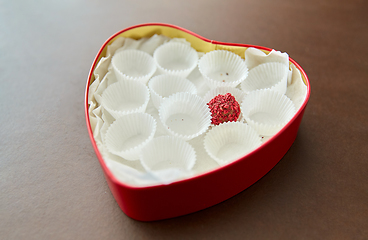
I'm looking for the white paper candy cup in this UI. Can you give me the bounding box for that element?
[101,80,150,119]
[111,49,157,84]
[140,136,196,183]
[158,92,211,141]
[153,42,198,78]
[198,50,248,89]
[241,89,296,136]
[204,122,262,166]
[148,74,197,109]
[241,62,288,94]
[105,112,157,161]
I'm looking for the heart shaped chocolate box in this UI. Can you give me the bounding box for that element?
[85,23,310,221]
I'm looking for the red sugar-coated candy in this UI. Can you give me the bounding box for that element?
[207,93,240,125]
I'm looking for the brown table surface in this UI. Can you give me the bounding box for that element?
[1,0,367,239]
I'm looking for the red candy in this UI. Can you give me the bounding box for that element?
[207,93,240,125]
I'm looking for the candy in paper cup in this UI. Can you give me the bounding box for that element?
[111,49,157,84]
[206,92,242,126]
[158,92,211,141]
[240,62,288,94]
[198,50,248,89]
[105,112,157,161]
[203,86,246,105]
[148,74,197,109]
[153,42,198,78]
[140,136,196,183]
[204,122,262,165]
[241,89,296,136]
[101,80,150,119]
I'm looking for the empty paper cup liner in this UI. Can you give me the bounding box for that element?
[140,136,196,183]
[111,49,157,84]
[153,42,198,78]
[158,92,211,141]
[241,62,288,94]
[204,122,262,165]
[101,80,150,119]
[105,112,157,161]
[198,50,248,89]
[241,89,296,136]
[148,74,197,109]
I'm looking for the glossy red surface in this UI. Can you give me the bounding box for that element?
[85,23,310,221]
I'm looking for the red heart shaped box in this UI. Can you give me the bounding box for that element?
[85,23,310,221]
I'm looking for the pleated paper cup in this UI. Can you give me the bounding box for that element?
[198,50,248,89]
[202,86,246,105]
[111,49,157,84]
[153,42,198,78]
[148,74,197,109]
[241,62,288,94]
[158,92,211,141]
[204,122,262,166]
[105,112,157,161]
[241,89,296,136]
[101,80,150,119]
[140,136,196,183]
